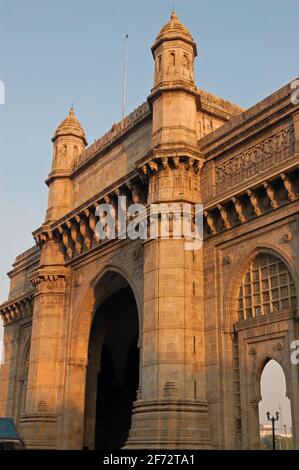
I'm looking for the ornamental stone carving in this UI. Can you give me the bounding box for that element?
[0,294,34,325]
[215,126,295,192]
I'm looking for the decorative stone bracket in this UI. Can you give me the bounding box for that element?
[204,167,299,237]
[29,271,67,294]
[139,153,203,179]
[33,176,147,261]
[0,293,34,325]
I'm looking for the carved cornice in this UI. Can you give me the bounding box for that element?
[138,153,203,179]
[200,80,297,160]
[204,166,299,238]
[33,175,147,261]
[235,310,295,331]
[29,267,68,295]
[145,144,203,161]
[30,273,66,286]
[215,125,295,193]
[45,169,72,186]
[0,293,34,326]
[32,152,203,261]
[148,82,197,108]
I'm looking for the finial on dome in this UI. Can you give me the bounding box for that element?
[52,106,87,145]
[152,10,197,57]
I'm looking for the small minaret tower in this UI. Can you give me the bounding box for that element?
[22,108,87,448]
[45,108,87,222]
[149,10,198,150]
[128,13,211,449]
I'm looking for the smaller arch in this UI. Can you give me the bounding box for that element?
[254,352,291,402]
[224,244,298,324]
[258,359,293,448]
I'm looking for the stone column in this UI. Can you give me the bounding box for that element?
[19,239,67,449]
[126,157,211,449]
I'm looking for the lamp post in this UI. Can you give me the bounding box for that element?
[267,411,279,450]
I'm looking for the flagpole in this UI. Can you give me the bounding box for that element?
[122,34,128,119]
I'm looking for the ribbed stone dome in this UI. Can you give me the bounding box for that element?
[52,107,87,144]
[152,11,197,56]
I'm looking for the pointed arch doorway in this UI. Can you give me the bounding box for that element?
[259,359,293,449]
[83,271,140,450]
[231,250,298,449]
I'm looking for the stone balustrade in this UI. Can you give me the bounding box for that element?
[204,166,299,237]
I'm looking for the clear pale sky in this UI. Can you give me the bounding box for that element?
[0,0,297,434]
[259,360,292,432]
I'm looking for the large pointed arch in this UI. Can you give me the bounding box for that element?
[69,263,142,363]
[223,244,299,325]
[221,244,299,450]
[62,263,142,450]
[82,268,140,449]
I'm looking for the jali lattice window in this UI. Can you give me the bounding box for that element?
[237,253,297,321]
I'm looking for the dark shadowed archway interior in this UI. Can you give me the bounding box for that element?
[84,276,139,450]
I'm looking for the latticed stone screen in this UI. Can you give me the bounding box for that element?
[238,253,297,321]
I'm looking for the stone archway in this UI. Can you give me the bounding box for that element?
[61,265,142,450]
[83,271,140,450]
[223,245,299,326]
[258,358,293,449]
[221,248,299,449]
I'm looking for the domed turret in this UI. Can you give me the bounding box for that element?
[45,107,87,222]
[149,11,198,149]
[50,107,87,173]
[151,11,197,91]
[52,107,87,145]
[152,11,197,57]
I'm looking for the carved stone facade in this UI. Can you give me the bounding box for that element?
[0,12,298,450]
[215,126,295,193]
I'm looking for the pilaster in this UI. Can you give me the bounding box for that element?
[19,239,68,449]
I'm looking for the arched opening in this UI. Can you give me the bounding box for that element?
[259,360,293,450]
[83,271,139,450]
[232,251,298,450]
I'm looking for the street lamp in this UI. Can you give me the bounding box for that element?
[267,411,279,450]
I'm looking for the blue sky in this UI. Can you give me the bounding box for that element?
[0,0,297,433]
[0,0,298,301]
